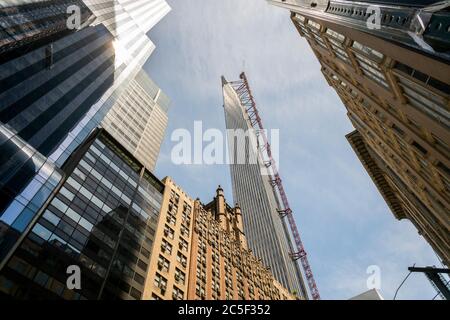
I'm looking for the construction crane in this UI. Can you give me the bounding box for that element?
[229,72,320,300]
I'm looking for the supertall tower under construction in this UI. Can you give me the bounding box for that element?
[222,74,318,299]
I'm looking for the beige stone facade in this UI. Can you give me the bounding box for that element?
[143,177,194,300]
[143,177,296,300]
[289,12,449,265]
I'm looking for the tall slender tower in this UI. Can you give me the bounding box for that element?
[222,75,310,299]
[267,0,450,264]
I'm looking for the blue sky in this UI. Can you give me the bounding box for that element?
[144,0,444,300]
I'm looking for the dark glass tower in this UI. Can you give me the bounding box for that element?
[0,0,170,270]
[0,128,164,300]
[0,0,95,62]
[0,22,116,262]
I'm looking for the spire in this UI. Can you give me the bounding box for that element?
[221,76,228,86]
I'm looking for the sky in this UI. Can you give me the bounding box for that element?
[144,0,445,300]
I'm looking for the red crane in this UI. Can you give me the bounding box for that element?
[229,72,320,300]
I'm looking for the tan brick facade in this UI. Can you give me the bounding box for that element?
[289,12,449,264]
[144,178,296,300]
[143,177,195,300]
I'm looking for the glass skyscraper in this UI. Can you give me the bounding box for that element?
[0,0,95,61]
[102,70,170,171]
[0,128,165,300]
[0,0,171,279]
[222,77,309,299]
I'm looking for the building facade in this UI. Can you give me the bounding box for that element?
[0,0,96,62]
[143,177,194,300]
[222,76,308,298]
[268,1,450,61]
[0,128,165,299]
[268,1,450,264]
[0,0,170,269]
[143,178,295,300]
[102,70,170,171]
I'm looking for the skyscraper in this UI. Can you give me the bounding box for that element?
[143,177,296,300]
[268,1,449,264]
[0,0,170,273]
[222,76,309,299]
[102,70,170,171]
[268,0,450,60]
[0,0,95,61]
[0,128,165,300]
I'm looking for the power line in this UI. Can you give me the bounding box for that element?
[393,263,415,300]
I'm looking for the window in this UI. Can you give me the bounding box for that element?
[51,198,68,213]
[141,247,151,258]
[180,225,189,238]
[59,187,75,201]
[154,273,167,293]
[307,19,321,31]
[151,293,162,300]
[166,213,176,226]
[172,286,184,300]
[157,255,170,272]
[130,287,142,299]
[392,124,405,137]
[394,61,450,94]
[396,74,449,126]
[177,251,187,268]
[183,203,192,216]
[137,259,148,272]
[32,224,52,241]
[196,282,206,299]
[164,224,175,240]
[412,141,427,155]
[33,270,49,287]
[353,52,388,88]
[65,208,81,223]
[79,217,93,232]
[134,273,145,285]
[161,239,172,255]
[43,210,60,226]
[179,239,188,252]
[326,28,345,43]
[352,41,384,62]
[175,268,186,285]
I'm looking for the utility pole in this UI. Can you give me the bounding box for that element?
[408,266,450,300]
